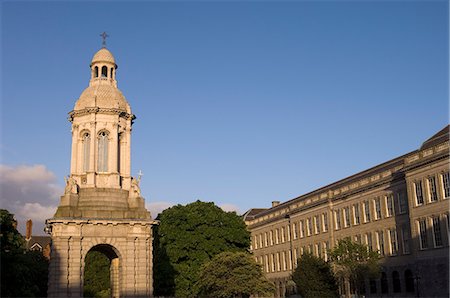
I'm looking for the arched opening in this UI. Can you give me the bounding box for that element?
[82,132,90,172]
[110,67,114,79]
[84,244,120,298]
[381,272,388,294]
[94,66,99,78]
[101,66,108,78]
[98,131,109,172]
[405,269,414,292]
[393,271,401,293]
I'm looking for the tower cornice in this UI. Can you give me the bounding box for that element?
[68,108,136,122]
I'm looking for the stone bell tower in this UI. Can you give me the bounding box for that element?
[46,38,156,298]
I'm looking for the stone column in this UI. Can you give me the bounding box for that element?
[111,258,120,298]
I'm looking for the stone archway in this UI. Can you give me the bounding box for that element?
[84,244,121,298]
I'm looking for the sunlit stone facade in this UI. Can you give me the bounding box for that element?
[245,126,449,298]
[46,46,157,298]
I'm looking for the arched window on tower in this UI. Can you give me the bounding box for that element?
[101,66,108,78]
[82,132,90,172]
[117,133,122,173]
[98,131,109,172]
[94,66,99,78]
[110,68,114,79]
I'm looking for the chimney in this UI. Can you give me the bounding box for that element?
[26,219,33,240]
[272,201,281,207]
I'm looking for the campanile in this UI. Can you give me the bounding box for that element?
[46,40,156,297]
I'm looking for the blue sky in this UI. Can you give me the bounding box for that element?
[1,1,448,235]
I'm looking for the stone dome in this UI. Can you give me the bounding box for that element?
[74,84,131,113]
[91,48,116,65]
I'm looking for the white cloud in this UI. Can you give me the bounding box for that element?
[146,201,174,217]
[219,203,241,214]
[0,164,62,236]
[18,203,57,223]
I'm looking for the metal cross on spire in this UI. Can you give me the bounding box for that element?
[100,31,109,48]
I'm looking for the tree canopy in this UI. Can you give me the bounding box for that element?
[153,201,251,297]
[292,253,338,298]
[329,238,380,297]
[0,209,49,297]
[197,251,274,298]
[83,250,111,298]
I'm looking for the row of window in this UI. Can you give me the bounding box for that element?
[334,193,407,231]
[252,193,407,250]
[413,172,449,206]
[81,131,110,173]
[92,65,115,79]
[417,213,449,250]
[369,270,415,295]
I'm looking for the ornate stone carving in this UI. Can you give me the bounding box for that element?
[64,176,78,194]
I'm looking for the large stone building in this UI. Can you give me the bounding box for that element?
[245,126,449,297]
[46,43,157,297]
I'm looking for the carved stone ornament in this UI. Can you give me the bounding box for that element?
[64,176,78,194]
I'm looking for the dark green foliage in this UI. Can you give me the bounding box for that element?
[197,251,274,298]
[153,201,251,297]
[329,238,380,296]
[1,209,49,297]
[83,250,111,298]
[292,253,338,298]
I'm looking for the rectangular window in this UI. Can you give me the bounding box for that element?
[355,234,362,244]
[415,181,424,205]
[299,220,305,238]
[282,252,287,271]
[315,243,320,257]
[288,250,293,270]
[443,172,450,198]
[293,223,298,240]
[259,234,263,248]
[402,224,411,254]
[271,254,275,272]
[377,231,385,256]
[397,192,407,214]
[353,204,360,225]
[287,225,291,242]
[335,210,341,230]
[322,213,328,232]
[314,215,321,234]
[366,233,373,251]
[276,253,281,272]
[344,207,351,227]
[375,198,382,220]
[275,229,279,245]
[386,195,395,217]
[389,229,398,255]
[264,255,269,273]
[307,218,313,236]
[324,241,329,261]
[270,230,274,246]
[432,217,443,247]
[364,201,371,222]
[419,219,428,249]
[429,176,438,202]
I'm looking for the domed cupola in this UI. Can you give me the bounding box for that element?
[71,46,132,114]
[90,47,118,87]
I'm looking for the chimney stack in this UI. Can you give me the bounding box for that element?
[26,219,33,240]
[272,201,281,207]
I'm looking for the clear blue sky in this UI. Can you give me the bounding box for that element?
[1,1,448,234]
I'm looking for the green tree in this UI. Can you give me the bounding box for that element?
[0,209,48,297]
[292,253,338,298]
[197,251,274,298]
[83,250,111,298]
[153,201,250,297]
[329,238,380,298]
